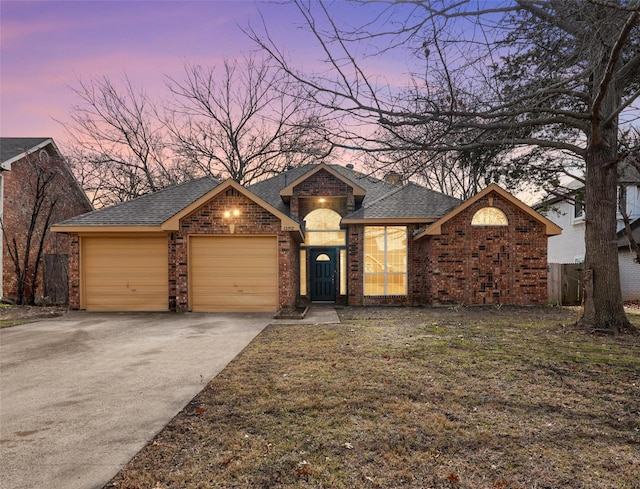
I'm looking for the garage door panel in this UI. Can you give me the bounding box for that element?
[82,236,168,311]
[189,236,278,312]
[191,292,276,312]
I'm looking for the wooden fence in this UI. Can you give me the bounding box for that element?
[547,263,584,305]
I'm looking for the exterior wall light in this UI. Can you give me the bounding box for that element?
[222,209,240,233]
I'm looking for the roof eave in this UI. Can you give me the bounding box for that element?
[414,183,563,241]
[279,163,367,199]
[341,217,438,225]
[1,138,58,170]
[160,179,303,238]
[51,225,164,233]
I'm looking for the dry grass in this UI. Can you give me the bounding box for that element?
[107,306,640,489]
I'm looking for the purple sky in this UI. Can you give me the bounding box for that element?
[1,0,402,152]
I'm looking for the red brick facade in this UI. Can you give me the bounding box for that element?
[290,169,355,219]
[170,187,299,312]
[63,168,553,312]
[2,147,92,303]
[424,191,549,306]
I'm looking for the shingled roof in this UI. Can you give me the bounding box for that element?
[54,176,219,227]
[343,182,461,221]
[54,163,464,229]
[1,137,58,169]
[247,164,399,213]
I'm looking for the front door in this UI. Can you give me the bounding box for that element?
[310,249,337,302]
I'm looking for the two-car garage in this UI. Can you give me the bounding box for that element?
[80,235,278,312]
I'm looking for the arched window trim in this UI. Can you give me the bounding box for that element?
[471,207,509,226]
[303,208,346,246]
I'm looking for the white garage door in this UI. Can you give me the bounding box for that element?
[189,235,278,312]
[82,235,168,311]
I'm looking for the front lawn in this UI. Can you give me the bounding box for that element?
[107,306,640,489]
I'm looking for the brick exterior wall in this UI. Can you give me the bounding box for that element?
[3,149,92,303]
[64,175,550,311]
[425,191,548,306]
[68,233,81,309]
[170,187,298,312]
[290,169,355,219]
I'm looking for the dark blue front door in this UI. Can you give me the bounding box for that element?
[310,249,337,302]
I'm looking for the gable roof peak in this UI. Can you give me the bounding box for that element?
[279,162,367,200]
[414,183,562,239]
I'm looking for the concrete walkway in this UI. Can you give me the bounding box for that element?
[0,312,272,489]
[272,305,341,325]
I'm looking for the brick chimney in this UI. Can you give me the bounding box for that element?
[384,171,404,186]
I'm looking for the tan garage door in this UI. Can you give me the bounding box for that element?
[189,235,278,312]
[82,236,168,311]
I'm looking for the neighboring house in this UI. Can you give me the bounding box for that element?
[52,163,561,312]
[0,137,93,303]
[535,169,640,301]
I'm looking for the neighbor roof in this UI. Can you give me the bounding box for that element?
[1,137,58,169]
[53,176,219,228]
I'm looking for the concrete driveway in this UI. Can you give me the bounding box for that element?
[0,311,272,489]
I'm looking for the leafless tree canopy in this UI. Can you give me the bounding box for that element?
[62,57,331,206]
[249,0,640,332]
[61,75,191,207]
[165,56,330,185]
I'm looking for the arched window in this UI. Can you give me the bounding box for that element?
[304,209,345,246]
[471,207,509,226]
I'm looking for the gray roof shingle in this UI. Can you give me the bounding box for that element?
[55,164,462,228]
[1,137,55,165]
[248,164,401,212]
[55,176,219,227]
[344,182,461,220]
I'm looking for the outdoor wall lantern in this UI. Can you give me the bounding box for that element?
[222,209,240,233]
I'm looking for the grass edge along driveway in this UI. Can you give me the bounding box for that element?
[108,306,640,489]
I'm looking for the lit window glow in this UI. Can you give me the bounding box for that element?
[471,207,508,226]
[364,226,407,296]
[304,209,345,246]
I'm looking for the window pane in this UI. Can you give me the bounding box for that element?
[305,209,342,230]
[364,226,384,272]
[386,274,407,295]
[300,249,307,296]
[471,207,508,226]
[340,249,347,295]
[364,274,384,296]
[306,231,346,246]
[364,226,407,296]
[304,209,345,245]
[386,227,407,273]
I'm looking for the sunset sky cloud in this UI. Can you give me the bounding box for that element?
[0,1,334,147]
[1,0,427,160]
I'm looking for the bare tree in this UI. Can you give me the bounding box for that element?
[61,75,195,207]
[1,154,57,305]
[251,0,640,333]
[164,56,330,185]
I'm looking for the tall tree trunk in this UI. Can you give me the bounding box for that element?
[578,53,633,333]
[579,145,632,333]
